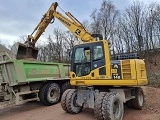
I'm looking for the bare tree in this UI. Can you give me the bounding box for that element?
[90,9,102,34]
[90,0,119,55]
[149,3,160,48]
[37,28,65,62]
[123,1,147,52]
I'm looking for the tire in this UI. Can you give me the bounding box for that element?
[65,89,83,114]
[39,83,61,106]
[126,100,133,108]
[94,92,124,120]
[61,89,72,112]
[131,87,144,110]
[61,81,71,94]
[94,92,107,120]
[39,83,49,105]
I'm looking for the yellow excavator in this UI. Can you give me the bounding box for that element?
[12,2,148,120]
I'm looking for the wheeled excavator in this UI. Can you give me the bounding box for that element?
[12,2,148,120]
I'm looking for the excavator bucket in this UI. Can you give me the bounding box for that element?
[11,42,38,59]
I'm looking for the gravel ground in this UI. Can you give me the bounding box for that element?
[0,86,160,120]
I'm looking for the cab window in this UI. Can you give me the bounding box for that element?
[94,45,103,61]
[74,47,90,63]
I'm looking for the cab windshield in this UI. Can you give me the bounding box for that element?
[72,41,105,77]
[74,47,90,63]
[73,47,91,76]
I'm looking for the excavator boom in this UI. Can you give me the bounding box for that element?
[12,2,101,59]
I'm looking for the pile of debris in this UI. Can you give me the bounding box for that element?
[0,44,15,59]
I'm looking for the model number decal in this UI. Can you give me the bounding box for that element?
[111,62,122,79]
[113,75,121,79]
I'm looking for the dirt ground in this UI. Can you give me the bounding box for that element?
[0,86,160,120]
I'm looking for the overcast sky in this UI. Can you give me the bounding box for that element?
[0,0,159,46]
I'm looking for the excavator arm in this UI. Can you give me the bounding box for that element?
[27,2,58,45]
[12,2,102,59]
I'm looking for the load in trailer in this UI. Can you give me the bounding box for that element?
[0,52,70,105]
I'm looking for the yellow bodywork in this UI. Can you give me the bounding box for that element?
[70,41,148,86]
[70,59,148,86]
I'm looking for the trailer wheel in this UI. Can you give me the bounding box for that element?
[61,81,71,94]
[65,89,83,114]
[61,89,72,112]
[39,83,61,106]
[39,83,49,105]
[94,92,124,120]
[132,87,144,110]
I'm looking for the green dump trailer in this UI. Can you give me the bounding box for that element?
[0,52,70,105]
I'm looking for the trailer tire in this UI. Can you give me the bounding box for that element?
[94,92,124,120]
[39,83,61,106]
[65,89,83,114]
[39,83,49,105]
[61,89,72,112]
[132,87,144,110]
[61,81,71,94]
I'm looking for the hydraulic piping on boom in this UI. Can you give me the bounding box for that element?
[11,2,102,59]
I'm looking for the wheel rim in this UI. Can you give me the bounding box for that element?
[49,89,58,100]
[70,91,82,113]
[138,91,143,106]
[72,95,78,107]
[113,100,121,118]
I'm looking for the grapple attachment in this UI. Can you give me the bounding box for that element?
[11,42,38,59]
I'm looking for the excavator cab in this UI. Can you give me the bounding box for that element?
[11,42,38,59]
[70,41,106,77]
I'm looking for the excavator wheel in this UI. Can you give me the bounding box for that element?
[132,87,145,110]
[126,99,133,108]
[94,92,107,120]
[94,92,124,120]
[126,87,144,110]
[64,89,83,114]
[61,89,72,112]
